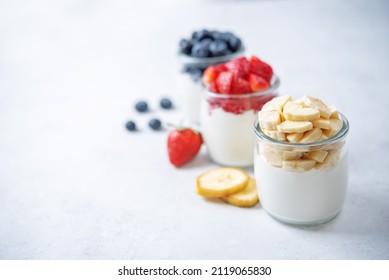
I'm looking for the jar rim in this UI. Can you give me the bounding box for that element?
[253,112,350,147]
[203,74,280,99]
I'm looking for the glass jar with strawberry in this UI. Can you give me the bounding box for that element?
[177,29,245,125]
[200,56,280,167]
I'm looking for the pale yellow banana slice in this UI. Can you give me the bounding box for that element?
[303,150,328,163]
[277,121,313,133]
[263,130,286,141]
[302,96,332,119]
[322,118,342,138]
[258,110,281,131]
[286,132,304,143]
[221,178,259,207]
[299,127,323,143]
[262,95,292,112]
[259,144,283,168]
[282,159,316,172]
[197,168,249,198]
[311,118,331,129]
[282,151,303,160]
[328,105,340,119]
[315,150,341,169]
[286,107,320,121]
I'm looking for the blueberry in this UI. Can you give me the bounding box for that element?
[193,29,212,41]
[135,101,148,112]
[125,120,137,131]
[199,38,212,48]
[228,36,242,52]
[179,39,192,55]
[160,98,173,109]
[212,31,234,43]
[189,68,203,82]
[209,39,229,57]
[148,118,162,130]
[191,43,210,58]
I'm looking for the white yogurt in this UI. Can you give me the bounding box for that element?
[200,105,257,167]
[254,151,348,225]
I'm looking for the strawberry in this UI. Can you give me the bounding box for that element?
[202,66,218,85]
[249,56,273,82]
[167,128,203,167]
[209,81,218,93]
[226,57,250,78]
[216,71,234,93]
[202,64,228,85]
[231,77,252,94]
[248,73,270,92]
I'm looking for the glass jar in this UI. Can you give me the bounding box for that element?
[253,114,350,225]
[177,48,245,125]
[200,75,280,167]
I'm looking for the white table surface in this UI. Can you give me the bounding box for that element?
[1,0,389,260]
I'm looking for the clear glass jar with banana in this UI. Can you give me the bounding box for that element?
[254,95,350,225]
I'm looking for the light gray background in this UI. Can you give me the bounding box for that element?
[1,0,388,259]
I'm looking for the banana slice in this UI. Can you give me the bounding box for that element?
[277,121,313,133]
[282,159,316,172]
[221,178,259,207]
[322,118,342,137]
[284,101,320,121]
[259,110,281,130]
[299,127,323,143]
[328,105,340,119]
[302,96,332,119]
[263,130,286,141]
[282,150,303,160]
[303,150,328,163]
[197,168,249,198]
[315,150,341,169]
[286,132,304,143]
[259,144,283,167]
[262,95,292,112]
[311,118,331,129]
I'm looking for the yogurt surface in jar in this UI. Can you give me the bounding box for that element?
[254,95,350,225]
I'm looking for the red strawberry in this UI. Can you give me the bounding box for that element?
[167,128,203,167]
[202,66,218,85]
[249,73,270,92]
[226,57,250,78]
[209,81,218,93]
[231,77,252,94]
[216,71,234,93]
[249,56,273,82]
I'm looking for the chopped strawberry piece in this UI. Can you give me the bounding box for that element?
[213,63,228,73]
[209,81,218,93]
[249,73,270,92]
[249,56,273,82]
[231,77,252,94]
[202,66,218,85]
[216,72,234,93]
[225,57,250,79]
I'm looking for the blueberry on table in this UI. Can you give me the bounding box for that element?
[148,118,162,130]
[209,39,229,56]
[135,101,148,112]
[160,98,173,109]
[179,39,192,55]
[125,120,137,131]
[228,36,242,52]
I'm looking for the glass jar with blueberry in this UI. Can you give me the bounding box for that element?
[177,29,245,125]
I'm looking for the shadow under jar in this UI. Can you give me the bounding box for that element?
[200,75,280,167]
[253,114,350,225]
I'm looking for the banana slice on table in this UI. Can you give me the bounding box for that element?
[197,168,249,198]
[222,178,259,208]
